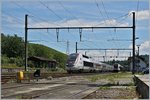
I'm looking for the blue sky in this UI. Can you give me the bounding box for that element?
[1,0,149,61]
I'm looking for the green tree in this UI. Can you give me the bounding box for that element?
[53,52,67,69]
[1,33,24,58]
[1,33,68,69]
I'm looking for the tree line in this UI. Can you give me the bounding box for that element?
[1,33,68,69]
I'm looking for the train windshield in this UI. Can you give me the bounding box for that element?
[68,53,78,61]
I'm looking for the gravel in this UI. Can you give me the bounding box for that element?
[83,72,139,99]
[83,86,139,99]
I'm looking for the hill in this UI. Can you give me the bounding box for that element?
[1,33,68,69]
[28,43,68,69]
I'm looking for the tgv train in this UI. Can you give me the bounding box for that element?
[66,53,114,73]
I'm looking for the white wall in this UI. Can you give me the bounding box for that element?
[130,58,147,72]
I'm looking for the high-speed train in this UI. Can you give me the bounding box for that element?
[66,53,114,73]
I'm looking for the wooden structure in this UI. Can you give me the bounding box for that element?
[28,56,57,68]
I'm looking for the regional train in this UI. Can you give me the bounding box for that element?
[66,53,115,73]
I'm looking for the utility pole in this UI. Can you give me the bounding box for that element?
[25,14,28,71]
[76,42,78,53]
[137,45,140,56]
[104,50,106,62]
[130,52,131,57]
[85,51,87,55]
[66,40,69,55]
[132,12,135,74]
[117,50,119,57]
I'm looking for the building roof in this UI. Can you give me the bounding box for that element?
[28,56,57,63]
[128,56,148,64]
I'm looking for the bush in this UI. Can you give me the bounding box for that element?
[1,55,9,64]
[9,57,16,64]
[16,57,24,67]
[2,55,24,67]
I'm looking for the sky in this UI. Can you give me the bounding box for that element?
[1,0,149,61]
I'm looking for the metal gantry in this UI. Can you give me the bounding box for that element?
[25,12,135,74]
[76,48,132,62]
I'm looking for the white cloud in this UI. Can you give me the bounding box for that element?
[129,10,150,20]
[140,41,149,52]
[97,19,129,27]
[129,40,149,55]
[31,18,129,28]
[2,14,24,28]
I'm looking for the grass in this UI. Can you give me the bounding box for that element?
[87,72,133,82]
[99,86,110,90]
[1,64,21,68]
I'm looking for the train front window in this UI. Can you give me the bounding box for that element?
[68,53,78,61]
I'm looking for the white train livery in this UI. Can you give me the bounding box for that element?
[66,53,114,73]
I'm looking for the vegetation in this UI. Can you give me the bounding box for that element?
[87,72,132,82]
[105,54,149,71]
[28,43,68,69]
[1,33,68,70]
[105,60,129,66]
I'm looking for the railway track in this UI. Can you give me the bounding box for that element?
[1,83,35,90]
[2,72,136,99]
[1,74,16,84]
[1,72,105,84]
[2,83,68,99]
[2,73,103,99]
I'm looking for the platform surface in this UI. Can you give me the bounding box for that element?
[135,74,149,86]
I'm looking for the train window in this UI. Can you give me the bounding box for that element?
[83,61,93,67]
[82,55,89,59]
[69,54,78,60]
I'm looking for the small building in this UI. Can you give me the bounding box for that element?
[128,56,148,72]
[28,56,57,69]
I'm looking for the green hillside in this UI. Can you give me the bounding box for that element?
[28,43,68,69]
[1,33,68,70]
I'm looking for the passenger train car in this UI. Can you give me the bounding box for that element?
[113,63,123,72]
[66,53,114,73]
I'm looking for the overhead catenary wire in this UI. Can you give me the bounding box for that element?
[100,0,131,50]
[29,30,67,50]
[2,12,24,24]
[2,11,43,28]
[94,0,119,51]
[136,0,140,23]
[39,0,70,26]
[2,14,63,48]
[57,0,84,26]
[94,0,116,51]
[39,0,63,20]
[7,13,54,44]
[11,1,67,44]
[11,1,61,27]
[94,13,130,27]
[100,0,110,21]
[57,0,86,41]
[107,13,131,49]
[9,0,134,59]
[94,0,107,26]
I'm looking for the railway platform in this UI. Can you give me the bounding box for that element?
[134,74,149,99]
